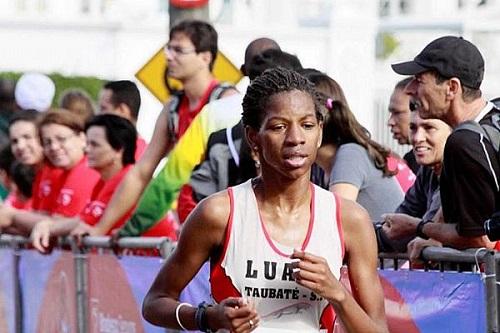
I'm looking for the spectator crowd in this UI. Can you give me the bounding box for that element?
[0,19,499,333]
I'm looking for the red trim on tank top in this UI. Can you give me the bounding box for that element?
[258,183,315,258]
[212,188,234,271]
[320,304,336,332]
[210,187,241,303]
[333,193,345,259]
[319,192,343,331]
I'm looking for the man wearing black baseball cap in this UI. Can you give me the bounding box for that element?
[392,36,486,125]
[383,36,500,256]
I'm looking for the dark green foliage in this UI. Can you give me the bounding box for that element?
[0,71,106,106]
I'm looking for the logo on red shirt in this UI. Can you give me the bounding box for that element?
[58,189,74,207]
[40,180,52,197]
[84,201,105,219]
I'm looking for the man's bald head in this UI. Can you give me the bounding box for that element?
[241,38,280,75]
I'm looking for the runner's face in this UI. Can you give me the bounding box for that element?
[9,120,44,166]
[250,90,322,181]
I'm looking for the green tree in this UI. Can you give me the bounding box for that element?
[0,72,106,105]
[376,32,400,59]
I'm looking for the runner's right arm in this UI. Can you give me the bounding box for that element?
[142,192,259,332]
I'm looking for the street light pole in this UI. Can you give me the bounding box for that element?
[168,0,210,29]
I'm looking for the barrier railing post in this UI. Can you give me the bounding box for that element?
[159,239,175,260]
[12,240,22,333]
[496,254,500,333]
[70,239,88,333]
[484,249,498,333]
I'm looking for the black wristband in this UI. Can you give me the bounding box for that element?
[416,219,432,240]
[195,302,213,333]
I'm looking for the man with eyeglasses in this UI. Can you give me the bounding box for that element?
[164,19,237,140]
[72,19,236,237]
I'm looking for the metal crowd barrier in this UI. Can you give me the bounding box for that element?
[380,247,500,333]
[0,234,175,333]
[1,234,499,332]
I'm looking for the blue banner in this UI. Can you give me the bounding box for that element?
[15,249,211,333]
[379,269,485,332]
[0,248,15,333]
[6,248,489,333]
[87,253,164,333]
[19,250,77,333]
[88,254,210,333]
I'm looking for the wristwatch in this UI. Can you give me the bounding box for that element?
[195,302,214,333]
[416,219,433,240]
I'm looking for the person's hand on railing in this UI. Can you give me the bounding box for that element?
[382,213,420,240]
[69,222,97,246]
[31,220,56,254]
[0,204,17,232]
[407,237,442,264]
[108,228,123,256]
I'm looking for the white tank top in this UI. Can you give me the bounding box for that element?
[211,179,344,333]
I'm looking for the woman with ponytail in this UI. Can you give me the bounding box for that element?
[301,69,414,222]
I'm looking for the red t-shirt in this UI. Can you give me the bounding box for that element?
[177,183,197,224]
[141,212,178,240]
[79,165,134,234]
[31,163,64,212]
[77,163,178,239]
[4,191,32,210]
[135,136,147,161]
[176,80,219,139]
[32,157,100,217]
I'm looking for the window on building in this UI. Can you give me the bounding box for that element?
[379,0,390,17]
[399,0,410,14]
[81,0,90,14]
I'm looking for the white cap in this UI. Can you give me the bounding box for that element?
[15,72,55,112]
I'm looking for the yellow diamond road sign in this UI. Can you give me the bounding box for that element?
[135,46,243,103]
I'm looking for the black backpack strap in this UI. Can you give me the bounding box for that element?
[490,113,500,131]
[455,120,500,152]
[456,120,488,137]
[456,116,500,193]
[482,122,500,153]
[167,83,235,143]
[166,91,184,144]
